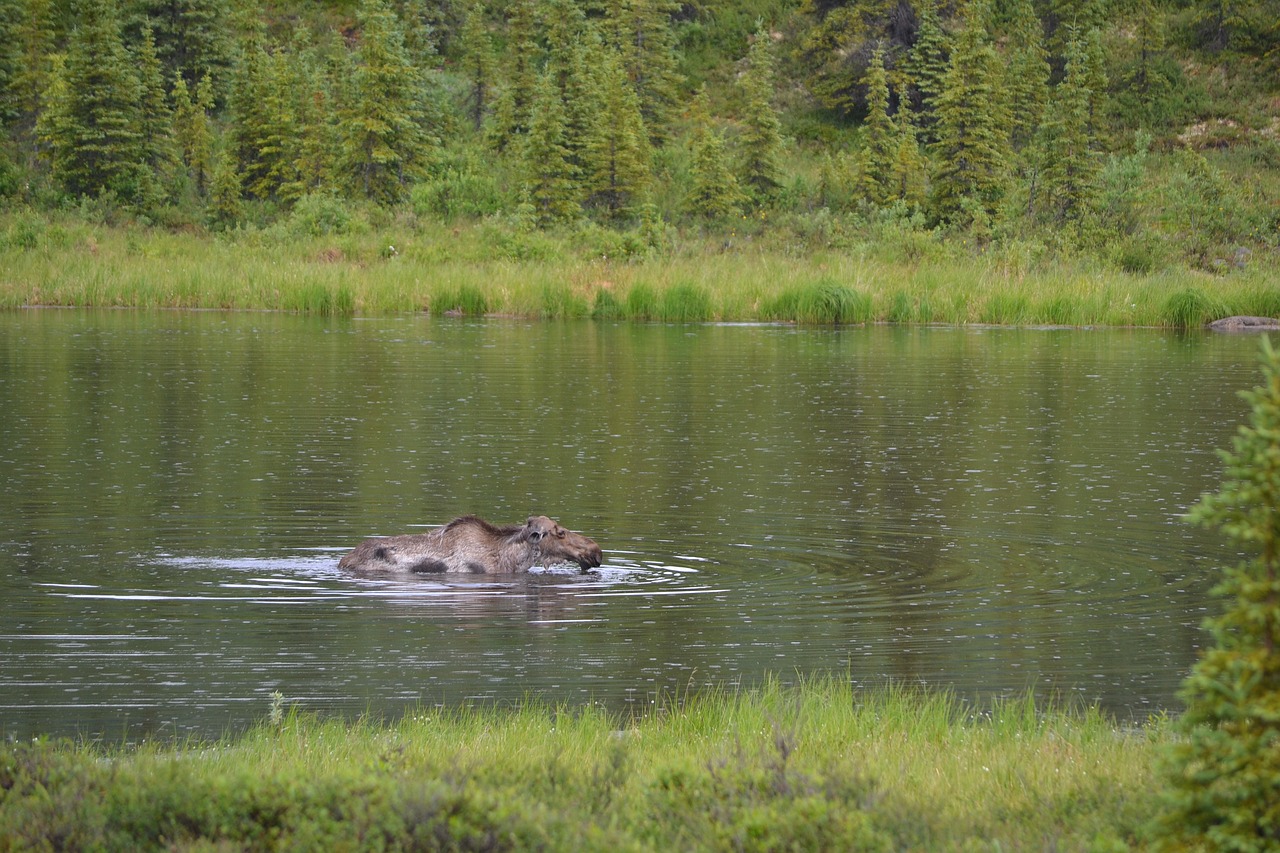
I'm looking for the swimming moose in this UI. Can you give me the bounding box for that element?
[338,515,604,574]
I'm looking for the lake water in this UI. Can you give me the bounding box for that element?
[0,309,1266,740]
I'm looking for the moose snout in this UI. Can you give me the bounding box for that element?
[578,541,603,570]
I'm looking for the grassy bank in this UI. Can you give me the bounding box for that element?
[0,678,1171,851]
[2,209,1276,327]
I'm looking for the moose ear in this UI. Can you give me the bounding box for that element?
[528,530,543,542]
[525,518,544,542]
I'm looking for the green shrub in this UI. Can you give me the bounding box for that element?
[410,168,505,222]
[288,192,365,237]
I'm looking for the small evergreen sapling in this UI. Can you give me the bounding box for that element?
[1159,335,1280,850]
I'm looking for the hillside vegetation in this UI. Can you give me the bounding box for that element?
[0,0,1278,318]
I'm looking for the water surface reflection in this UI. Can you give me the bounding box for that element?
[0,311,1261,738]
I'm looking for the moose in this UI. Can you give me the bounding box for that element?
[338,515,603,574]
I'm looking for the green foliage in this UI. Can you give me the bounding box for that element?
[928,0,1010,228]
[410,165,505,221]
[38,0,147,202]
[582,49,652,218]
[860,45,895,206]
[1032,28,1102,226]
[738,26,784,204]
[339,0,439,204]
[686,89,743,220]
[522,71,580,224]
[287,191,365,236]
[1158,336,1280,850]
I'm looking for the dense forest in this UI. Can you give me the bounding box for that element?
[0,0,1278,276]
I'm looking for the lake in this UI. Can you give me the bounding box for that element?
[0,309,1265,740]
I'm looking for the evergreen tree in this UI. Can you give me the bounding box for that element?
[136,23,179,201]
[890,103,927,207]
[738,27,784,204]
[798,0,917,117]
[457,1,496,131]
[339,0,436,204]
[225,4,274,199]
[1001,0,1049,153]
[901,0,948,140]
[861,44,895,206]
[1033,28,1100,224]
[0,0,56,132]
[521,70,579,224]
[129,0,233,91]
[928,0,1010,228]
[279,32,335,202]
[562,29,608,177]
[38,0,147,201]
[1157,336,1280,850]
[603,0,683,141]
[172,72,215,195]
[686,89,742,220]
[488,0,538,149]
[583,48,651,218]
[208,140,243,227]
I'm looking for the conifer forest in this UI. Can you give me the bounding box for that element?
[0,0,1278,298]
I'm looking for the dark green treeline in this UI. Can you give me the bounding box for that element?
[0,0,1277,268]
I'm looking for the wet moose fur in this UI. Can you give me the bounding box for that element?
[338,515,603,574]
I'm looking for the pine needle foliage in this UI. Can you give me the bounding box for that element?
[1158,335,1280,851]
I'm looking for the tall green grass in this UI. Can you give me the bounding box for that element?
[1,211,1275,327]
[0,677,1170,851]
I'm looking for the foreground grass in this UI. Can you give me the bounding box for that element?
[0,678,1171,851]
[1,210,1276,326]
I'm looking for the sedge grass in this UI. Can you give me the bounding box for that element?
[0,677,1173,851]
[1,212,1275,327]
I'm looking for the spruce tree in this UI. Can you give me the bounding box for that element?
[129,0,233,92]
[890,103,927,207]
[686,89,742,220]
[136,24,179,201]
[1,0,56,132]
[488,0,538,149]
[928,0,1010,228]
[457,1,496,131]
[583,48,651,218]
[39,0,147,201]
[521,70,579,224]
[1033,27,1099,225]
[172,72,215,195]
[738,26,784,204]
[208,141,243,227]
[901,0,948,141]
[1001,0,1049,153]
[339,0,436,204]
[861,44,895,206]
[225,7,273,199]
[1158,335,1280,850]
[603,0,683,141]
